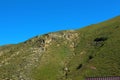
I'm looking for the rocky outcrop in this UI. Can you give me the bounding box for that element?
[0,30,79,80]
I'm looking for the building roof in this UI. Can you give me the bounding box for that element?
[86,76,120,80]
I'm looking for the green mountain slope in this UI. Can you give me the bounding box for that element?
[0,16,120,80]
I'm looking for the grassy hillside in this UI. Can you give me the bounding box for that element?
[0,16,120,80]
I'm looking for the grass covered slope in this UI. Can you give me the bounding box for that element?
[67,16,120,80]
[0,16,120,80]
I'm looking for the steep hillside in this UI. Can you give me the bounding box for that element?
[0,16,120,80]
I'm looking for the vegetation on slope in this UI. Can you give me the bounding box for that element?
[0,16,120,80]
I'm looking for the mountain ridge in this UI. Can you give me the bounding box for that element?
[0,16,120,80]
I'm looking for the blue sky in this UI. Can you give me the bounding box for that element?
[0,0,120,45]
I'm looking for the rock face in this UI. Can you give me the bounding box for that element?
[0,30,79,80]
[0,16,120,80]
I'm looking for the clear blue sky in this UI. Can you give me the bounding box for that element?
[0,0,120,45]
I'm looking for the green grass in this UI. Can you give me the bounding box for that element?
[0,16,120,80]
